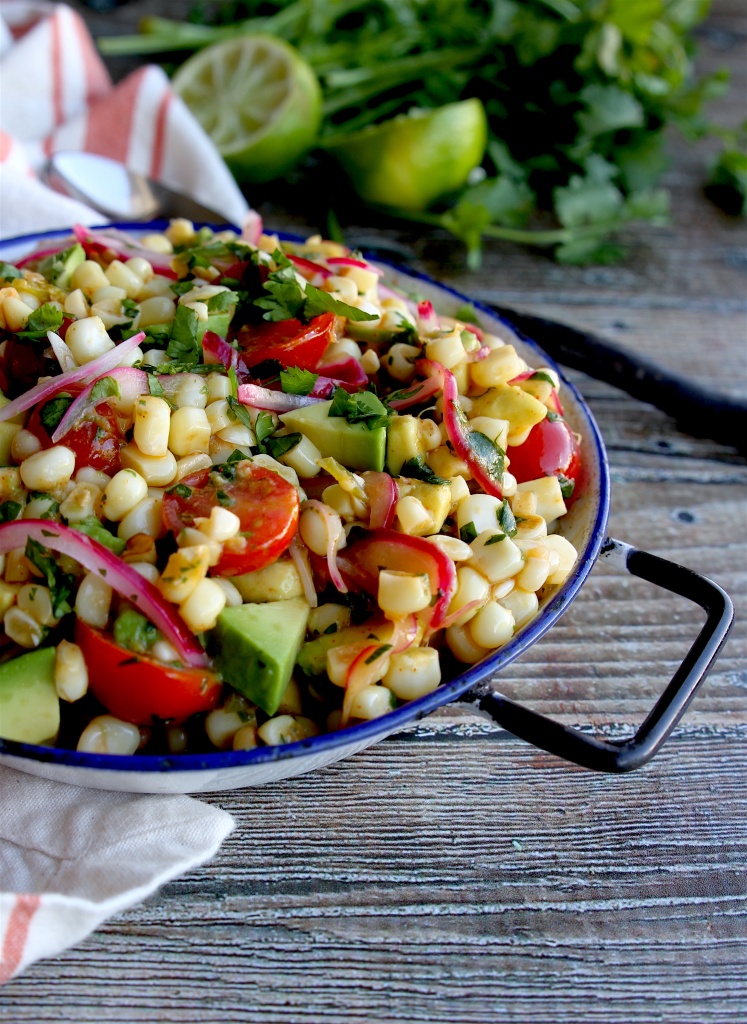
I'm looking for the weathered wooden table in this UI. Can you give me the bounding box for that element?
[4,2,746,1020]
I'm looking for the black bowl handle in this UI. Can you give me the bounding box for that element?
[464,538,734,772]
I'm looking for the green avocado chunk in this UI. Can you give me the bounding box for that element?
[213,598,310,716]
[280,399,386,471]
[0,648,60,745]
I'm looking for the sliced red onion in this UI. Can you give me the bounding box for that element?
[316,355,368,387]
[468,344,492,363]
[287,254,332,282]
[0,331,145,425]
[417,299,439,335]
[48,330,77,373]
[362,471,397,530]
[288,536,318,609]
[241,210,263,246]
[52,367,148,442]
[509,370,564,416]
[0,521,209,667]
[341,641,391,725]
[72,224,178,278]
[16,240,75,269]
[386,376,441,411]
[326,256,383,277]
[388,613,418,653]
[237,382,321,413]
[438,598,484,632]
[202,329,239,370]
[418,358,503,499]
[302,499,348,595]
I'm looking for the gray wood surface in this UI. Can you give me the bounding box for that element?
[3,2,746,1021]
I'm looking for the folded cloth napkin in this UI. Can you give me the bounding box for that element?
[0,0,242,982]
[0,0,249,237]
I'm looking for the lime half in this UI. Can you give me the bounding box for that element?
[172,35,322,184]
[323,99,488,211]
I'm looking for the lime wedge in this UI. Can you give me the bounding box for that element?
[172,35,322,184]
[323,99,488,211]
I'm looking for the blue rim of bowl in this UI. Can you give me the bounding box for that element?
[0,223,611,773]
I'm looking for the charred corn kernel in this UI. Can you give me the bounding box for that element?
[179,577,227,633]
[5,549,31,584]
[151,640,179,664]
[492,578,515,602]
[130,562,160,584]
[173,453,212,483]
[65,315,114,364]
[456,494,503,537]
[165,218,195,247]
[104,260,142,298]
[76,466,111,490]
[348,684,394,721]
[102,468,148,521]
[384,647,441,700]
[258,715,320,746]
[446,622,486,664]
[498,587,538,628]
[470,531,524,583]
[360,348,380,374]
[321,484,357,520]
[300,505,343,557]
[63,287,89,319]
[0,467,21,503]
[544,535,578,586]
[177,527,221,566]
[205,399,233,434]
[77,715,140,755]
[279,434,321,478]
[17,584,57,626]
[216,422,255,447]
[384,342,421,382]
[119,443,177,487]
[326,644,364,688]
[325,274,358,304]
[446,566,491,626]
[10,429,41,463]
[467,416,510,452]
[168,406,211,457]
[4,606,42,647]
[213,577,243,607]
[182,299,209,321]
[427,445,472,481]
[89,300,127,331]
[0,581,19,617]
[138,295,175,327]
[378,569,431,615]
[326,709,343,731]
[141,233,173,255]
[501,471,517,497]
[342,264,379,293]
[92,284,127,306]
[420,418,442,451]
[143,347,172,365]
[54,640,88,702]
[308,603,351,636]
[133,396,171,457]
[425,328,467,370]
[425,535,473,562]
[232,724,259,750]
[124,256,153,283]
[75,572,112,629]
[122,533,158,565]
[174,373,208,409]
[514,513,548,541]
[194,505,241,542]
[395,495,432,535]
[167,724,188,754]
[469,344,523,389]
[449,476,470,508]
[58,483,101,524]
[20,446,75,491]
[157,545,210,603]
[516,477,567,525]
[22,495,57,519]
[70,259,109,298]
[137,274,174,299]
[206,372,232,402]
[468,600,515,649]
[516,553,551,593]
[379,306,415,334]
[118,495,164,541]
[510,488,537,518]
[230,559,303,603]
[276,677,303,716]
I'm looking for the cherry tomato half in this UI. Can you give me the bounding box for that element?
[506,416,581,500]
[236,312,338,370]
[76,620,221,725]
[26,393,124,474]
[162,462,300,576]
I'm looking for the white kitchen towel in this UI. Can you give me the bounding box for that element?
[0,0,249,237]
[0,770,234,982]
[0,0,243,982]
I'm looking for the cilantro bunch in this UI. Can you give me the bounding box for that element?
[101,0,744,265]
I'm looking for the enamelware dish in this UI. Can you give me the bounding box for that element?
[0,224,733,792]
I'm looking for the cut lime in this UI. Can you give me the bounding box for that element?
[323,99,488,211]
[172,34,322,185]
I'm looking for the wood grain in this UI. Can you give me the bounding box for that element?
[4,2,746,1021]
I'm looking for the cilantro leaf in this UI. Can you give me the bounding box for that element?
[147,374,165,398]
[16,303,64,341]
[207,290,237,314]
[0,500,22,523]
[166,304,201,365]
[497,499,517,538]
[38,244,85,288]
[254,411,275,447]
[263,433,302,459]
[328,386,389,430]
[0,262,21,281]
[464,427,505,484]
[303,285,378,323]
[459,521,477,544]
[90,376,120,403]
[400,456,449,486]
[254,262,306,322]
[226,396,255,432]
[39,395,73,433]
[280,367,318,396]
[24,538,76,618]
[557,474,576,500]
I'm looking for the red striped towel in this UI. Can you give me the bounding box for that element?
[0,0,249,237]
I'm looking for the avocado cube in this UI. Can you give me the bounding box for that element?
[0,648,60,745]
[386,415,424,475]
[214,598,310,716]
[280,400,386,472]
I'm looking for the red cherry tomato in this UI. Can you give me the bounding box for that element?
[506,416,581,501]
[26,393,123,474]
[236,312,338,370]
[162,463,300,576]
[76,620,222,725]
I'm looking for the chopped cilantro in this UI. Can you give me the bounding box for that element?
[497,499,517,538]
[280,367,318,396]
[253,249,377,324]
[529,371,556,386]
[216,490,234,507]
[0,262,21,281]
[39,395,73,433]
[166,483,192,499]
[400,456,449,486]
[147,374,165,398]
[114,608,158,656]
[557,474,576,500]
[206,290,237,314]
[302,284,378,323]
[485,533,506,546]
[166,304,201,365]
[364,644,392,665]
[329,386,389,430]
[263,433,302,459]
[37,244,84,288]
[459,521,478,544]
[226,396,255,431]
[89,376,120,403]
[254,412,275,447]
[461,422,505,485]
[16,302,64,341]
[24,538,75,618]
[0,500,22,523]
